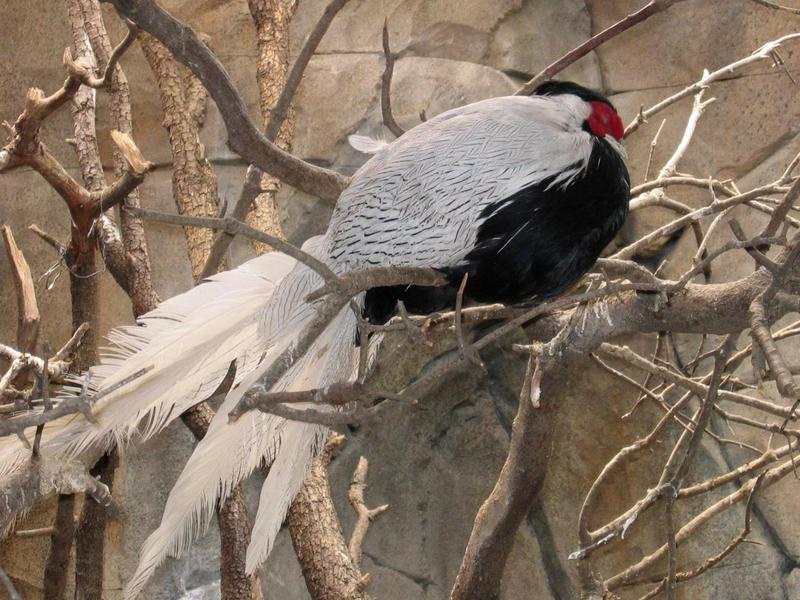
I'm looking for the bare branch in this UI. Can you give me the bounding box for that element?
[380,20,404,138]
[750,295,800,399]
[451,340,560,599]
[636,474,765,600]
[599,343,793,420]
[28,224,67,256]
[76,0,160,318]
[130,208,340,285]
[199,166,261,279]
[63,20,139,88]
[2,225,40,352]
[642,118,666,182]
[624,33,800,137]
[287,435,373,599]
[109,0,350,201]
[348,457,389,566]
[202,0,350,274]
[605,462,784,591]
[515,0,689,95]
[615,183,787,260]
[264,0,351,142]
[750,0,800,14]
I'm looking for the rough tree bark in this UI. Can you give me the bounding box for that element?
[139,32,220,278]
[59,4,130,597]
[246,0,298,248]
[61,1,164,595]
[287,438,371,600]
[77,0,160,317]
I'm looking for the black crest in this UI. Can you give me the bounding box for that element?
[534,80,617,111]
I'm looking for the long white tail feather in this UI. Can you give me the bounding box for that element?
[246,302,358,573]
[124,326,308,598]
[0,250,296,513]
[246,420,326,572]
[125,242,359,598]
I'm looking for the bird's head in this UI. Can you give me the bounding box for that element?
[534,80,624,141]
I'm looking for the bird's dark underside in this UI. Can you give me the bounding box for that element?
[362,136,630,325]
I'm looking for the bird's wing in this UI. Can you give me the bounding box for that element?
[325,94,594,272]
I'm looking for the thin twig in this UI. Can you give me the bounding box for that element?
[750,0,800,14]
[624,33,800,137]
[63,20,139,88]
[348,457,389,566]
[14,526,56,538]
[605,455,790,591]
[130,208,341,286]
[643,118,666,183]
[265,0,352,141]
[516,0,689,95]
[28,224,67,256]
[635,474,764,600]
[380,19,404,137]
[455,274,483,368]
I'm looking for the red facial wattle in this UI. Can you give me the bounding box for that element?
[587,100,624,141]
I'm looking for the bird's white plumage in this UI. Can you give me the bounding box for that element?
[122,95,596,594]
[326,95,594,272]
[0,250,296,499]
[0,93,605,597]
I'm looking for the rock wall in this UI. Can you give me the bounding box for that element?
[1,0,799,598]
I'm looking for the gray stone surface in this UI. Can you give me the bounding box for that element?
[787,568,800,600]
[2,0,800,599]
